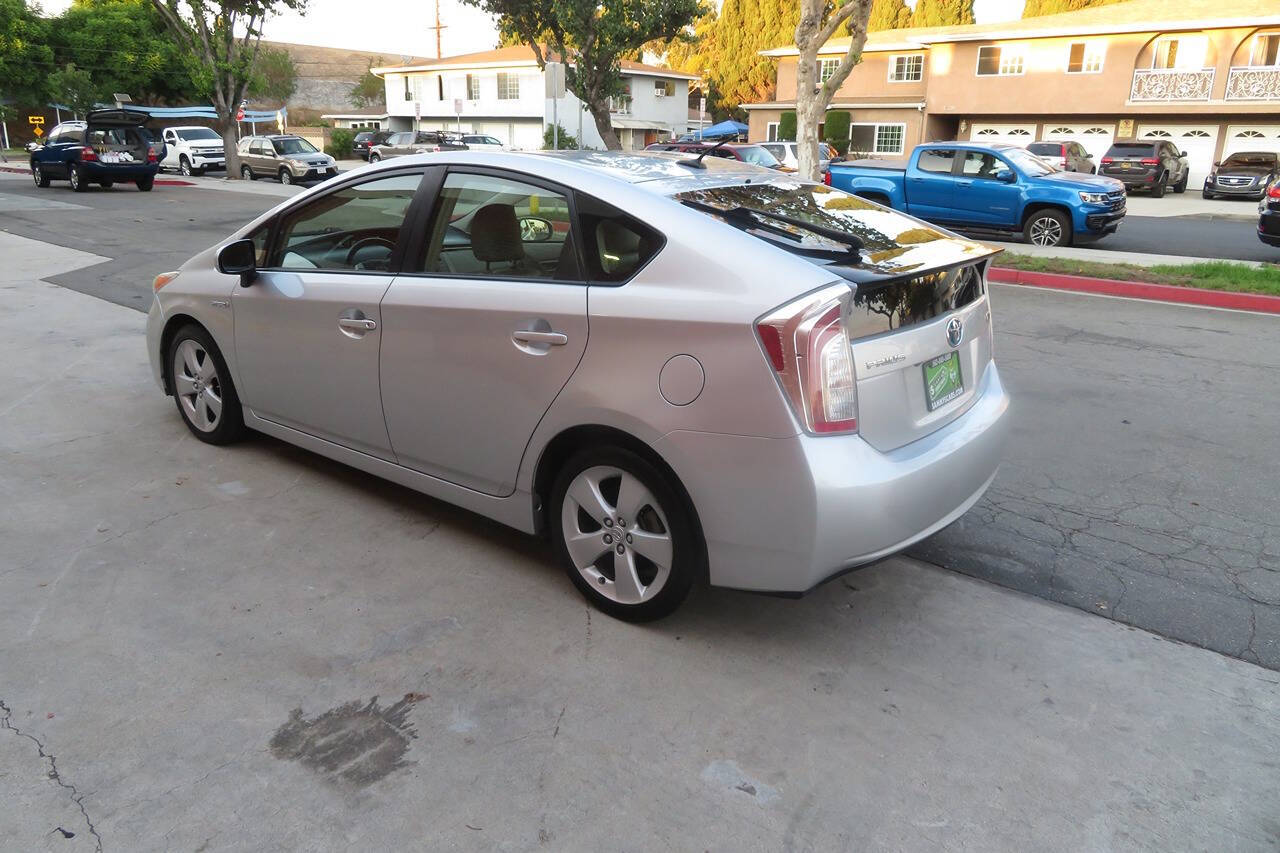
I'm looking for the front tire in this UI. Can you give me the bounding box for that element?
[1023,208,1072,247]
[69,164,88,192]
[551,446,698,622]
[179,156,192,176]
[1173,170,1188,194]
[369,153,381,163]
[166,324,245,445]
[32,163,50,187]
[278,168,293,185]
[1202,189,1215,199]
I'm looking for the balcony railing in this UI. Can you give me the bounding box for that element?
[1226,66,1280,100]
[1130,67,1215,101]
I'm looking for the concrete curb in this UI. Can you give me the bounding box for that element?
[989,265,1280,315]
[0,164,194,187]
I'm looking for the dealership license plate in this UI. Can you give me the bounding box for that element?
[923,352,964,411]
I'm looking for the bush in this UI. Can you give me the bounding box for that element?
[326,128,355,159]
[543,123,579,150]
[824,111,851,156]
[778,111,797,141]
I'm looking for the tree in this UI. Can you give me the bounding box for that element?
[349,59,384,109]
[464,0,703,150]
[868,0,910,31]
[1022,0,1122,16]
[249,45,297,104]
[0,0,52,107]
[48,64,102,118]
[51,0,201,105]
[793,0,873,180]
[909,0,974,28]
[149,0,308,177]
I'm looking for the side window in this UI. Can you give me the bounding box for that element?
[917,148,955,174]
[422,171,576,281]
[575,191,664,284]
[248,223,272,267]
[270,173,421,272]
[960,151,1004,179]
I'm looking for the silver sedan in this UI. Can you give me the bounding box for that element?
[146,151,1010,620]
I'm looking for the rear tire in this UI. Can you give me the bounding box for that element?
[1023,208,1072,247]
[241,164,255,181]
[166,324,246,445]
[99,181,113,188]
[1151,173,1167,198]
[1173,170,1188,194]
[32,163,50,187]
[551,446,698,622]
[136,177,154,192]
[278,168,293,185]
[69,164,88,192]
[369,153,381,163]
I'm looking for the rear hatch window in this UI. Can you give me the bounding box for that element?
[1107,143,1155,158]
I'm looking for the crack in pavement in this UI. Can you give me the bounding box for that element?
[0,699,103,852]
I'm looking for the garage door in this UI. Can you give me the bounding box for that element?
[1137,124,1218,187]
[1040,123,1115,167]
[971,123,1036,148]
[1222,125,1280,159]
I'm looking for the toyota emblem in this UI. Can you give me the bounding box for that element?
[946,317,963,348]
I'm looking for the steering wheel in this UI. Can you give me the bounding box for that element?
[345,235,395,267]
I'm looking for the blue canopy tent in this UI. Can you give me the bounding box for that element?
[698,119,748,140]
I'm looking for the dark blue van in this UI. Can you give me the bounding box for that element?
[30,109,160,192]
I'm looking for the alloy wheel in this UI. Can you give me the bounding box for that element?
[172,339,224,432]
[241,165,253,180]
[560,465,674,605]
[31,165,41,186]
[1029,216,1063,246]
[69,166,80,190]
[280,169,293,185]
[180,157,192,176]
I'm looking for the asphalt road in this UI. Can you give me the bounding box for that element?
[2,173,1277,668]
[1095,212,1275,262]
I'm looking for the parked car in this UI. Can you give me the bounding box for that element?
[826,142,1126,246]
[644,141,784,170]
[760,140,840,173]
[159,125,225,176]
[461,134,506,152]
[145,151,1010,621]
[351,130,393,161]
[1259,177,1280,247]
[237,135,337,185]
[1099,140,1189,197]
[1026,140,1096,174]
[369,130,468,162]
[1203,151,1279,200]
[30,109,159,192]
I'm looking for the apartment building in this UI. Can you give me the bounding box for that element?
[747,0,1280,186]
[370,46,697,150]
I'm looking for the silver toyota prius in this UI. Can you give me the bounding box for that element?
[146,150,1010,621]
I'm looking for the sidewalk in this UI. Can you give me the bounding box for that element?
[988,240,1264,268]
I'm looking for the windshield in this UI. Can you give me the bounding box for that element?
[1003,148,1056,175]
[176,128,220,141]
[735,145,781,168]
[1221,152,1278,167]
[272,137,319,155]
[1027,142,1063,156]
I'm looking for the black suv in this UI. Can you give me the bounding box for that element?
[352,130,393,161]
[1099,140,1190,197]
[1259,176,1280,248]
[1204,151,1279,201]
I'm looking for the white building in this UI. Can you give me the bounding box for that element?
[371,45,697,150]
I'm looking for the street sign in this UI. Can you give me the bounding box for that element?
[28,115,44,125]
[699,96,706,114]
[545,61,566,99]
[236,106,245,121]
[32,126,43,137]
[414,101,421,130]
[453,97,462,115]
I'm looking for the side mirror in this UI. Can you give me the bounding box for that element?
[519,216,553,242]
[996,169,1016,183]
[217,239,257,285]
[1180,150,1188,158]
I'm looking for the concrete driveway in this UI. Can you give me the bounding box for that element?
[3,234,1280,850]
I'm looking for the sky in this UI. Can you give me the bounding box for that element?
[40,0,1030,59]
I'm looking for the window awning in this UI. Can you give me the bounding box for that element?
[611,117,669,130]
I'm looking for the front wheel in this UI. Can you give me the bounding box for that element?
[1202,189,1215,200]
[69,164,88,192]
[551,447,698,622]
[278,168,294,185]
[1173,170,1188,194]
[179,156,192,176]
[167,325,246,445]
[32,163,50,187]
[368,153,381,163]
[1023,209,1072,247]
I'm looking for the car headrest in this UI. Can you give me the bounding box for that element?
[471,204,524,263]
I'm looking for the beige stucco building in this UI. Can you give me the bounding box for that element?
[745,0,1280,186]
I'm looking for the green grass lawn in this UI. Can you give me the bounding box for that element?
[993,254,1280,297]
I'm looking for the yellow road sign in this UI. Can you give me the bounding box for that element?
[28,115,45,125]
[32,126,43,137]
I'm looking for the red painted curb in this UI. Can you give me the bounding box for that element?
[989,265,1280,315]
[0,165,193,186]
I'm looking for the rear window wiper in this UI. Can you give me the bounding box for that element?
[680,199,862,262]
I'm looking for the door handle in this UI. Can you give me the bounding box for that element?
[512,330,568,346]
[956,179,973,186]
[338,317,377,332]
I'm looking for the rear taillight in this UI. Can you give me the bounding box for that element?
[822,171,832,186]
[80,146,97,162]
[1268,185,1280,199]
[147,148,158,163]
[756,284,858,435]
[1101,157,1113,164]
[1140,157,1159,165]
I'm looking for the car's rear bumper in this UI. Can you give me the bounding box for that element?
[656,361,1011,594]
[83,162,159,180]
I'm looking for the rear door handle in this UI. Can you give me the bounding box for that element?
[338,317,377,332]
[512,330,568,346]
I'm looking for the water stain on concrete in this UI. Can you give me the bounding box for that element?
[269,694,422,786]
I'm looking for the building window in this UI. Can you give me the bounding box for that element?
[977,45,1025,76]
[1250,32,1280,67]
[496,72,520,100]
[1067,41,1104,73]
[849,122,906,155]
[818,57,840,83]
[766,121,779,142]
[654,79,676,97]
[466,74,480,100]
[1152,35,1208,69]
[888,54,924,82]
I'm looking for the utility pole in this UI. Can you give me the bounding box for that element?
[427,0,447,59]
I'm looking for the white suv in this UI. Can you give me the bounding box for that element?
[159,126,226,176]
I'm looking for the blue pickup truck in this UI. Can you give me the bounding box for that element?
[826,142,1126,247]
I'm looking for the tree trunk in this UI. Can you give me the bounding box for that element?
[585,98,621,150]
[219,120,241,177]
[794,45,823,181]
[794,0,874,182]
